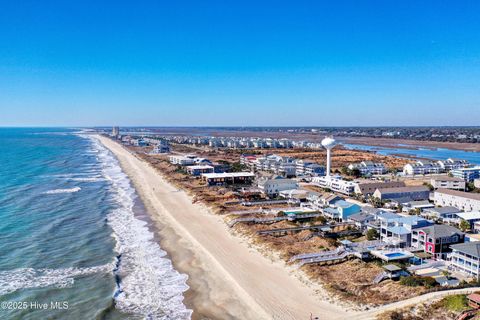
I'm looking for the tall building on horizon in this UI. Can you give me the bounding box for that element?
[112,126,119,137]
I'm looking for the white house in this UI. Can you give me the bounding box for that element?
[169,155,197,166]
[449,242,480,279]
[311,175,357,195]
[258,176,299,197]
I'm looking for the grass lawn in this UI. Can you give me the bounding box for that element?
[441,294,469,312]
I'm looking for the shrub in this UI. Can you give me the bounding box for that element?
[399,276,438,288]
[366,228,379,240]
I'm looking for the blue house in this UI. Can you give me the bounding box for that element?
[323,200,361,221]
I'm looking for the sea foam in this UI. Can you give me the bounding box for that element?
[0,263,115,296]
[43,187,81,194]
[90,136,192,320]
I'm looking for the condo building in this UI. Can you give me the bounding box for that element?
[348,161,387,175]
[434,189,480,212]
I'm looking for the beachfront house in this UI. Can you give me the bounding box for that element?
[278,189,309,202]
[347,212,375,231]
[186,165,214,176]
[323,200,361,221]
[169,154,197,166]
[257,176,299,197]
[201,172,255,186]
[449,242,480,279]
[411,224,465,259]
[379,215,432,247]
[150,140,170,154]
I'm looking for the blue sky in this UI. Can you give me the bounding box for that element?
[1,1,479,126]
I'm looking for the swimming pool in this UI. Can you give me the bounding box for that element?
[385,252,408,258]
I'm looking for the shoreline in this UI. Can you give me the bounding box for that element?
[96,135,355,320]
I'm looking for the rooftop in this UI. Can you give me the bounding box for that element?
[457,211,480,221]
[435,189,480,201]
[333,200,359,209]
[187,165,214,170]
[376,186,430,194]
[418,224,464,238]
[356,181,405,190]
[430,176,465,182]
[201,172,255,179]
[425,206,462,214]
[348,212,374,222]
[377,212,402,220]
[387,225,411,235]
[451,242,480,258]
[405,200,433,207]
[451,166,480,172]
[383,264,402,272]
[468,293,480,304]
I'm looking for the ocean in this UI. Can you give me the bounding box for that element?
[0,128,191,320]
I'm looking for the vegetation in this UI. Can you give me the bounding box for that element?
[366,228,379,240]
[230,161,247,172]
[459,219,470,232]
[399,276,437,288]
[174,166,187,174]
[341,166,362,178]
[370,197,385,208]
[315,216,327,224]
[423,182,434,191]
[467,182,480,193]
[438,294,469,312]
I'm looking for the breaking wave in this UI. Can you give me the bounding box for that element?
[90,136,192,320]
[43,187,81,194]
[0,262,115,296]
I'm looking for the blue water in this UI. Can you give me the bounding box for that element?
[0,128,190,319]
[384,252,407,258]
[343,143,480,165]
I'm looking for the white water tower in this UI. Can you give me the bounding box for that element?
[321,136,337,177]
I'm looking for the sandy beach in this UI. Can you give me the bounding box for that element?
[97,135,356,320]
